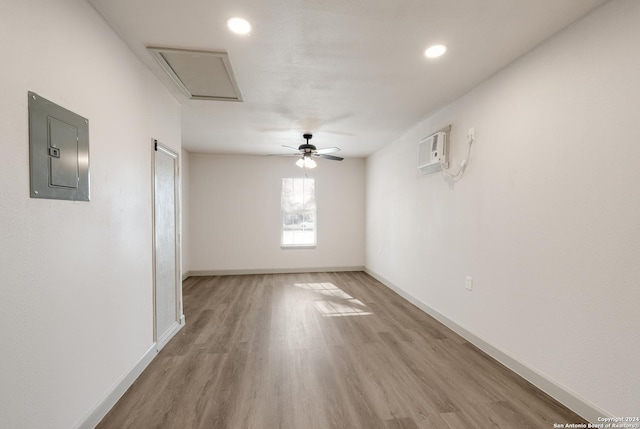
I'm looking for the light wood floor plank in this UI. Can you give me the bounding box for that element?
[97,272,585,428]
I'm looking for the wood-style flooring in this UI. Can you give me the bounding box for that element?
[97,271,585,428]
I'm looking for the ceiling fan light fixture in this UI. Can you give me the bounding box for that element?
[296,158,305,168]
[304,157,317,169]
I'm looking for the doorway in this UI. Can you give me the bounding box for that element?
[152,139,183,350]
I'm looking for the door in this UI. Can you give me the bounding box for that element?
[153,139,183,350]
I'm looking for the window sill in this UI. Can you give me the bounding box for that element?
[281,245,317,250]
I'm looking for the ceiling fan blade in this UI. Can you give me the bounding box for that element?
[315,147,341,155]
[281,145,301,152]
[266,153,302,157]
[316,154,344,161]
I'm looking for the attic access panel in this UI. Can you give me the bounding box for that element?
[28,91,90,202]
[148,47,244,102]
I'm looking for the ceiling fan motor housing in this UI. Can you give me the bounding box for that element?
[300,133,315,154]
[299,143,316,153]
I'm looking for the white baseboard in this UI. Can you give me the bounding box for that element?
[157,315,186,352]
[184,266,365,278]
[364,268,611,424]
[75,315,185,428]
[74,344,157,429]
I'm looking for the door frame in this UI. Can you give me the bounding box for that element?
[151,139,184,351]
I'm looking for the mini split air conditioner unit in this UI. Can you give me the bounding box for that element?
[418,129,449,174]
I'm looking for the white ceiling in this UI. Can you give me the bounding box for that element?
[88,0,608,158]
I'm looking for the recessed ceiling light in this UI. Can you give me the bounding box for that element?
[227,17,251,35]
[425,44,447,58]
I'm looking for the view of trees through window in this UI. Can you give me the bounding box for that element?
[281,178,316,246]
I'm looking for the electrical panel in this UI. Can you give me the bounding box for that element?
[28,91,90,201]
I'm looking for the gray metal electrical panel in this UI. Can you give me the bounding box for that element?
[28,91,90,201]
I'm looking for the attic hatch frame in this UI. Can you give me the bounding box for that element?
[147,46,244,102]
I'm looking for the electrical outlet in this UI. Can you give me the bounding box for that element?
[467,128,475,141]
[465,276,473,291]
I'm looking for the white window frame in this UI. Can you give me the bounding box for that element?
[281,177,317,248]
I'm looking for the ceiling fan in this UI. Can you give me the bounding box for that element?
[271,133,343,169]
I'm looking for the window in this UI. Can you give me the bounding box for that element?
[281,178,316,247]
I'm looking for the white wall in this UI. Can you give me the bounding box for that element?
[188,154,365,273]
[366,0,639,419]
[0,1,180,427]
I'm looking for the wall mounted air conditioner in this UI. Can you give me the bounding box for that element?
[418,128,449,174]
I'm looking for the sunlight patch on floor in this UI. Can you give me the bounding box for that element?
[294,282,373,317]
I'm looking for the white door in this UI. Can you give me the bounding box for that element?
[153,140,183,350]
